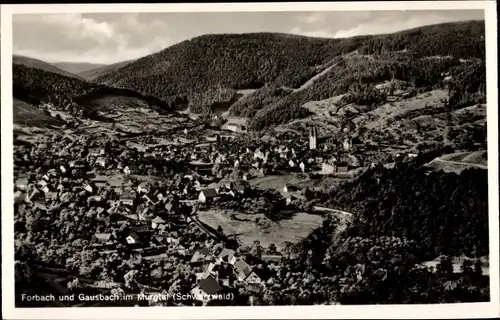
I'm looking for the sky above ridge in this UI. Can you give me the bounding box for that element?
[12,10,484,65]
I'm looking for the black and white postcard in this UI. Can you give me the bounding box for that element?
[1,1,498,319]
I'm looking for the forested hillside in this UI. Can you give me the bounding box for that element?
[93,21,485,130]
[13,63,175,120]
[311,161,489,259]
[260,160,489,305]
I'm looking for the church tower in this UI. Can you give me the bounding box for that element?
[309,125,317,150]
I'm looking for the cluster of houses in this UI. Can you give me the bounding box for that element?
[14,117,422,305]
[13,131,274,304]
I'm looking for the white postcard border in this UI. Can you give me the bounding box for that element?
[1,2,498,319]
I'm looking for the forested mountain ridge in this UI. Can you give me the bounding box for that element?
[92,20,486,130]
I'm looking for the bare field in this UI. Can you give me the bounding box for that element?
[197,210,323,249]
[439,150,487,166]
[426,150,488,173]
[249,173,356,193]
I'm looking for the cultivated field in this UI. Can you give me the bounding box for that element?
[249,173,356,193]
[197,210,323,249]
[425,150,488,173]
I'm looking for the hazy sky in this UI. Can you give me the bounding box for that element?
[12,10,484,65]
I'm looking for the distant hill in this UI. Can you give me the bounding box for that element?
[13,55,83,79]
[77,59,136,81]
[13,62,176,123]
[53,62,107,75]
[93,20,485,130]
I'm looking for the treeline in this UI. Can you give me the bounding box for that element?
[357,20,485,59]
[92,21,485,129]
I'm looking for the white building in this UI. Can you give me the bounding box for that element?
[343,138,352,152]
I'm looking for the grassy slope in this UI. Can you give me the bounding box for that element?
[197,210,323,249]
[13,98,63,127]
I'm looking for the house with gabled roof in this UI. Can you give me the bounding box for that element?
[151,216,166,229]
[45,191,58,201]
[233,184,246,195]
[217,248,237,265]
[88,148,102,157]
[190,248,212,266]
[40,185,50,194]
[124,213,139,221]
[233,259,262,284]
[69,159,86,169]
[27,189,44,204]
[95,233,112,243]
[191,275,223,304]
[126,232,140,245]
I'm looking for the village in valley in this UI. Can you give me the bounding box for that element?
[14,110,376,306]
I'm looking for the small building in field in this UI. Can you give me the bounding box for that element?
[283,184,300,194]
[96,157,106,167]
[226,123,246,133]
[321,163,336,175]
[198,189,218,203]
